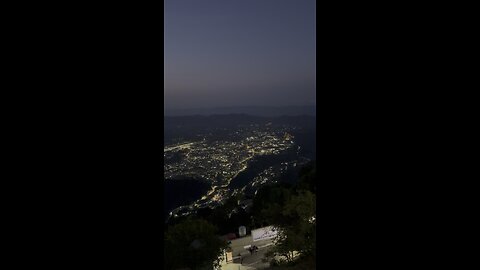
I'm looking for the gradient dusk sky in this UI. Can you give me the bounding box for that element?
[164,0,316,110]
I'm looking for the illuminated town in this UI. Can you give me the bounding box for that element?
[164,125,306,220]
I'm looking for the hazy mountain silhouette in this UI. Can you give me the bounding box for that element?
[164,105,315,117]
[164,114,316,135]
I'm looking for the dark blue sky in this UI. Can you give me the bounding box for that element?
[165,0,316,110]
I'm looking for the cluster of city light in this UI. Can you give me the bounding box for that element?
[164,126,296,219]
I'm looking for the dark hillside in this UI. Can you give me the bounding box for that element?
[164,177,211,219]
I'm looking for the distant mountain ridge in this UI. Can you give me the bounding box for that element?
[164,114,316,128]
[164,105,316,117]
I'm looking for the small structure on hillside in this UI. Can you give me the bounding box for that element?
[238,226,246,237]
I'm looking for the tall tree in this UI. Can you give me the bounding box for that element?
[262,189,316,265]
[164,218,227,270]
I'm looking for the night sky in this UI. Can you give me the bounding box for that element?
[164,0,316,110]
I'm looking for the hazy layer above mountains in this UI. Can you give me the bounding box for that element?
[164,105,315,117]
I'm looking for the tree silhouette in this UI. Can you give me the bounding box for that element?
[164,218,227,270]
